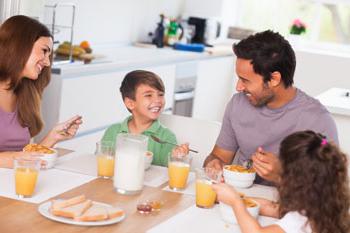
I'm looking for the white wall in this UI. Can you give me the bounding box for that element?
[294,49,350,96]
[43,0,185,45]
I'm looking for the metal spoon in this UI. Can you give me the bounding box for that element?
[242,159,253,169]
[57,116,82,136]
[150,135,198,153]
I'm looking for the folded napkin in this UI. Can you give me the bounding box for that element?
[147,204,278,233]
[0,168,96,204]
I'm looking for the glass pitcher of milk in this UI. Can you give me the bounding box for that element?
[114,133,148,195]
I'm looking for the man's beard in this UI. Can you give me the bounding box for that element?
[247,85,274,107]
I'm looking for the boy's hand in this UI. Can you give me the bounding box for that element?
[172,143,189,158]
[251,147,281,184]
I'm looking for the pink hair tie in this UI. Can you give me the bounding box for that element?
[321,138,327,146]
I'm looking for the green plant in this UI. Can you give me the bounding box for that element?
[290,19,306,35]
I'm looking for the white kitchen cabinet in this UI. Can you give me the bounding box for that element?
[192,56,236,122]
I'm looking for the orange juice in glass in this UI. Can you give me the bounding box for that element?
[97,155,115,177]
[95,141,115,179]
[168,154,192,190]
[14,158,40,198]
[195,168,221,208]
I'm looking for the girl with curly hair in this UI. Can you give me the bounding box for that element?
[213,130,350,233]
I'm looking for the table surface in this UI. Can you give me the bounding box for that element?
[0,149,276,233]
[1,148,195,233]
[0,178,195,233]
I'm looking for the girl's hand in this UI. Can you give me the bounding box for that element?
[212,183,241,206]
[41,115,83,147]
[172,143,189,158]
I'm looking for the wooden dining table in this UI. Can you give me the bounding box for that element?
[0,149,278,233]
[0,148,197,233]
[0,175,196,233]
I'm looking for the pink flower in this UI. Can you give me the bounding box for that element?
[292,19,306,28]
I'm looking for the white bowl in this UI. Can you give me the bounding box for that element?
[40,149,58,169]
[223,165,256,188]
[144,151,153,170]
[219,199,260,224]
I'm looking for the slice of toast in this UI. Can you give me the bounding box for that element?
[51,194,86,210]
[74,203,108,222]
[51,199,92,218]
[106,206,124,219]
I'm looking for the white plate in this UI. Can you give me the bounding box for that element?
[38,201,126,226]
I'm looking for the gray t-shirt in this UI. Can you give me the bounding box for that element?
[216,89,338,184]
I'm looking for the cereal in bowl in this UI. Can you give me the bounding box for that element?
[23,144,55,154]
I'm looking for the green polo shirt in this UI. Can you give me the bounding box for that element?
[101,116,177,167]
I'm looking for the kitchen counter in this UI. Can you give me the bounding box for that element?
[316,88,350,116]
[52,45,233,78]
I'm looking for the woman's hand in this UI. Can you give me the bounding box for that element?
[171,143,189,158]
[212,182,241,206]
[41,115,82,147]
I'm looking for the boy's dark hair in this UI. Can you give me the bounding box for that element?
[120,70,165,100]
[233,30,296,88]
[278,130,350,233]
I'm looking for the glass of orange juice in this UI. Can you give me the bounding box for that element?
[14,158,40,198]
[95,141,115,179]
[195,168,222,208]
[168,154,192,190]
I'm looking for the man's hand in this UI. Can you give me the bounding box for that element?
[251,147,281,184]
[203,145,236,171]
[205,157,224,170]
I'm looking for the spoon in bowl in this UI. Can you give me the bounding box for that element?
[242,159,253,169]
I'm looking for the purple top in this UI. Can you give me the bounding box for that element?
[0,107,30,152]
[216,89,338,185]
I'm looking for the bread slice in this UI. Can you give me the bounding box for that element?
[74,203,108,222]
[51,199,92,218]
[106,206,124,219]
[51,194,86,210]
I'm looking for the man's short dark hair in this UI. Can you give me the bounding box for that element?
[233,30,296,88]
[120,70,165,100]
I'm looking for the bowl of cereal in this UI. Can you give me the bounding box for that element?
[219,197,259,224]
[223,164,256,188]
[23,144,58,169]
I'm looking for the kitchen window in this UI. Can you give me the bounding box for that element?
[235,0,350,45]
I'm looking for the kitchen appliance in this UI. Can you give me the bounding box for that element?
[151,14,165,48]
[173,62,197,117]
[188,17,221,46]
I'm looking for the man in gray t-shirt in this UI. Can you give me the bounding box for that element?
[204,30,338,185]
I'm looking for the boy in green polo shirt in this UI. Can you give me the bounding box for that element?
[101,70,188,167]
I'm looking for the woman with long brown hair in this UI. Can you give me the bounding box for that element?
[213,130,350,233]
[0,15,82,168]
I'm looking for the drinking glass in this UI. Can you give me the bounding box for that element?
[195,167,222,208]
[168,154,192,190]
[95,141,115,179]
[14,158,40,198]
